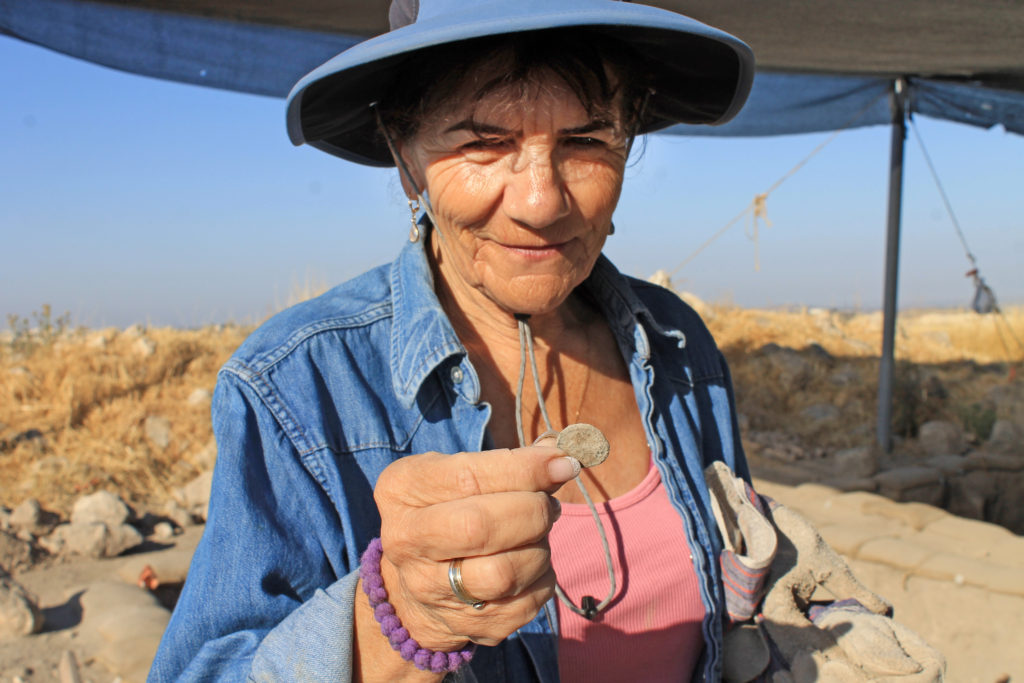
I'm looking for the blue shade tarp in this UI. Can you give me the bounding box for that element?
[0,0,359,97]
[3,0,1024,137]
[667,73,1024,138]
[667,73,894,137]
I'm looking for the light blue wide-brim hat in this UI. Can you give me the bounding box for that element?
[286,0,754,167]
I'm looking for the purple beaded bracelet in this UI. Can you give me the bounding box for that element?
[359,538,476,674]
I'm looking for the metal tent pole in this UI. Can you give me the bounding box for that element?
[876,78,909,452]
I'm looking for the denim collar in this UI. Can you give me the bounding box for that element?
[388,235,686,409]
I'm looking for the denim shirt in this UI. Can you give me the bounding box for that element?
[149,235,749,683]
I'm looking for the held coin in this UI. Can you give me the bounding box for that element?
[556,423,610,468]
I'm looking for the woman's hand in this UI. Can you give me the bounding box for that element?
[372,445,579,651]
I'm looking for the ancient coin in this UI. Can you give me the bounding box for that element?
[557,423,610,468]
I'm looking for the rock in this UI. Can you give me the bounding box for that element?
[988,472,1024,534]
[801,403,840,422]
[925,454,967,476]
[153,522,175,540]
[829,364,861,387]
[963,452,1024,472]
[0,530,34,573]
[988,419,1024,453]
[947,471,998,522]
[86,329,115,349]
[9,499,41,531]
[47,521,143,558]
[758,344,815,390]
[678,291,712,320]
[918,420,968,456]
[804,342,834,365]
[122,323,144,338]
[162,500,194,529]
[921,374,949,401]
[647,269,674,291]
[55,522,105,558]
[9,498,57,536]
[0,576,42,639]
[832,446,878,478]
[823,476,878,493]
[0,508,9,531]
[187,388,212,406]
[132,336,156,357]
[37,530,63,555]
[873,466,945,507]
[181,471,214,522]
[144,416,172,450]
[106,523,145,557]
[986,384,1024,423]
[71,490,130,527]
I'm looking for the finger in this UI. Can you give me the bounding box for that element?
[395,491,560,560]
[454,541,551,602]
[377,446,580,507]
[449,567,558,648]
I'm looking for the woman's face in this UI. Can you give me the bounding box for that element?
[402,69,630,317]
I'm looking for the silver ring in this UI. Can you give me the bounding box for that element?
[448,558,486,610]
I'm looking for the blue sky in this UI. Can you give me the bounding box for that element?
[2,37,1022,328]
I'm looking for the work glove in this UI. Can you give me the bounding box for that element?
[704,462,946,682]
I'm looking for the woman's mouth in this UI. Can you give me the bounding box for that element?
[498,241,572,260]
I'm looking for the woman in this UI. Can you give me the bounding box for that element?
[150,1,754,681]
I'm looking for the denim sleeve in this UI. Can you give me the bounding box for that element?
[148,372,358,682]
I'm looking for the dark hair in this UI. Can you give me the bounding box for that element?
[376,27,654,145]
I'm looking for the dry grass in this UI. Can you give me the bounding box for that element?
[705,304,1024,365]
[1,304,1021,517]
[704,304,1024,453]
[0,325,249,514]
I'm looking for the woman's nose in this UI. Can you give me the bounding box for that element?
[502,150,571,229]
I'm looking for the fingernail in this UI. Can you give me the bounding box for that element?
[549,496,562,520]
[548,456,581,482]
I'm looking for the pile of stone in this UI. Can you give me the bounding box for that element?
[0,464,212,589]
[0,466,214,682]
[742,343,1024,534]
[747,416,1024,534]
[0,461,215,567]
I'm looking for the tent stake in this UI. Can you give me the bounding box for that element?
[877,78,908,453]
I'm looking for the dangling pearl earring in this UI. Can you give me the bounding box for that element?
[408,198,421,242]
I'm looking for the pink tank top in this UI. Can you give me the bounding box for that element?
[549,464,705,683]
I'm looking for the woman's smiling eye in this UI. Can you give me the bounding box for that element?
[460,137,510,151]
[566,136,603,147]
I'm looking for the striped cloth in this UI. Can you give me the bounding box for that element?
[704,462,778,625]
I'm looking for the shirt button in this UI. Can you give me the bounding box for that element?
[450,366,464,384]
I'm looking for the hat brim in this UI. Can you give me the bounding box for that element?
[286,0,754,167]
